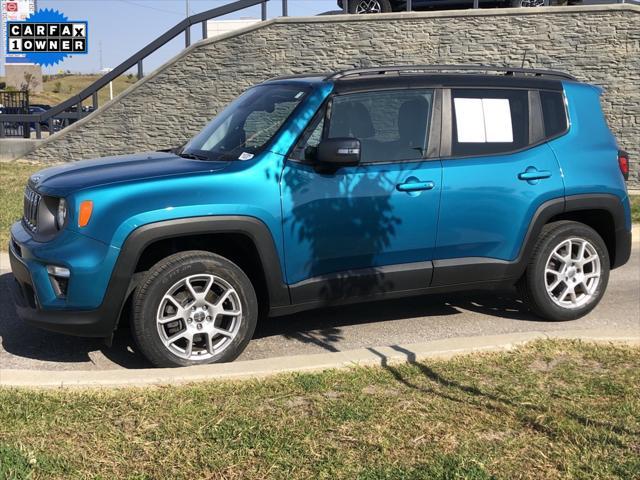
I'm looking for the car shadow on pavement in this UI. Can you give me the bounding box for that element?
[2,270,545,369]
[253,289,545,353]
[0,272,152,369]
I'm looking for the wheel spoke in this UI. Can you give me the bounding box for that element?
[215,289,233,307]
[577,241,587,262]
[158,313,184,324]
[184,336,193,358]
[548,277,564,291]
[214,326,234,338]
[164,330,187,346]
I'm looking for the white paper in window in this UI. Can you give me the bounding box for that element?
[482,98,513,143]
[454,98,486,143]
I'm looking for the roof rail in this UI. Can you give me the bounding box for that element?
[327,65,577,81]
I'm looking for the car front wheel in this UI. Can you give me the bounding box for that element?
[132,251,258,367]
[518,221,610,321]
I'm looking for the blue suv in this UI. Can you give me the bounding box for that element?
[9,65,632,367]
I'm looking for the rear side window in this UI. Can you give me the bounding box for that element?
[451,89,529,157]
[540,91,568,138]
[327,89,434,163]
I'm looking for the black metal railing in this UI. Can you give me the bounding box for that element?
[0,0,275,138]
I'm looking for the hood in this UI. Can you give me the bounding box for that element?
[30,151,230,196]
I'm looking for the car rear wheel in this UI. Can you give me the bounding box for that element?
[518,221,610,321]
[511,0,546,6]
[132,250,258,367]
[349,0,392,14]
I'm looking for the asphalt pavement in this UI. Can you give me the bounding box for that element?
[1,240,638,371]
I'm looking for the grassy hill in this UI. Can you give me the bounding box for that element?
[1,73,138,107]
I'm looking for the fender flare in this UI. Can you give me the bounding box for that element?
[513,193,630,276]
[103,216,290,327]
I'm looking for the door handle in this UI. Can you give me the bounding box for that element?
[518,168,552,182]
[396,180,435,192]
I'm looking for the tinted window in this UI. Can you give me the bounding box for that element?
[451,89,529,157]
[540,91,567,138]
[327,89,433,163]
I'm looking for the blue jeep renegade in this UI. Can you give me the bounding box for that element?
[9,65,632,367]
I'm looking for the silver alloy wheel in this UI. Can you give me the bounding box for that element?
[355,0,382,13]
[518,0,545,6]
[544,237,601,310]
[156,274,242,361]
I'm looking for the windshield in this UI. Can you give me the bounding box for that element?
[181,84,310,161]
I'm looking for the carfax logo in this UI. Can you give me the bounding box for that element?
[6,8,87,66]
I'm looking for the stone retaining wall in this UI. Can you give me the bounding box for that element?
[19,5,640,186]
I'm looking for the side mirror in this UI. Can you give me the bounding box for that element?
[317,138,361,167]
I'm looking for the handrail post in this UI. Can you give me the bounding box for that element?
[185,26,191,47]
[35,121,41,139]
[92,92,99,109]
[282,0,287,16]
[137,60,144,80]
[261,1,267,20]
[473,0,479,7]
[0,121,5,138]
[343,0,348,13]
[407,0,412,11]
[202,21,208,39]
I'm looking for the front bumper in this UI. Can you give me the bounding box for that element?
[9,221,124,338]
[9,238,118,337]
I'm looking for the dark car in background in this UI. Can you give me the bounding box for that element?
[338,0,576,13]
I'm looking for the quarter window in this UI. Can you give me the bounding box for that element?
[327,89,434,163]
[451,89,529,157]
[540,91,568,139]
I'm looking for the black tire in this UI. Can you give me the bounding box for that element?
[348,0,392,14]
[517,221,610,321]
[132,250,258,368]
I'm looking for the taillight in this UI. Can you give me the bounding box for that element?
[618,150,629,181]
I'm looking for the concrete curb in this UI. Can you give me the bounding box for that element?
[1,327,638,389]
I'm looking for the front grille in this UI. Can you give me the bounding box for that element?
[23,185,41,231]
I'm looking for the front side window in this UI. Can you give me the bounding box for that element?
[451,88,529,157]
[327,89,434,163]
[182,84,309,161]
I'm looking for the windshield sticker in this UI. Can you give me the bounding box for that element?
[238,152,255,161]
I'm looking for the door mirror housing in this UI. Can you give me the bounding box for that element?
[317,138,361,167]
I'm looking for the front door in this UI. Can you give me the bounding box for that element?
[280,88,442,304]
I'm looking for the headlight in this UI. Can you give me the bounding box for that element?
[56,198,67,229]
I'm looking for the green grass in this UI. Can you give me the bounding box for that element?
[0,162,49,248]
[631,194,640,224]
[1,340,639,479]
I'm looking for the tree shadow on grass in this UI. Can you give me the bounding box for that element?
[368,344,639,442]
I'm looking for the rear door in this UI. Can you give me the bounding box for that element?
[433,87,565,286]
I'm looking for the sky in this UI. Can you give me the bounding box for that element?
[0,0,338,75]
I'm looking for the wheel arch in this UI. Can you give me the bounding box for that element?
[110,216,290,332]
[514,194,630,279]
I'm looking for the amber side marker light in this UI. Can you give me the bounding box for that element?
[78,200,93,227]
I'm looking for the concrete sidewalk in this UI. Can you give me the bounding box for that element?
[2,327,638,389]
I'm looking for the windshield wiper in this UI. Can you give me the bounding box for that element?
[177,151,208,160]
